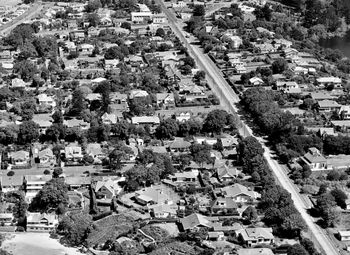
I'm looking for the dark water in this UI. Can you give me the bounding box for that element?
[319,31,350,58]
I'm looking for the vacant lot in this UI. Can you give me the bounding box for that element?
[0,0,21,7]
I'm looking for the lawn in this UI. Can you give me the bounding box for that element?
[0,0,21,7]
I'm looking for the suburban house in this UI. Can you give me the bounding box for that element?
[65,176,91,190]
[86,143,106,162]
[26,213,58,232]
[0,176,23,192]
[219,183,260,203]
[149,203,177,218]
[63,144,83,162]
[168,171,198,183]
[101,112,117,125]
[63,118,90,130]
[25,175,52,200]
[317,100,341,113]
[207,231,225,241]
[35,148,55,166]
[37,94,56,109]
[339,105,350,120]
[131,116,160,126]
[134,185,173,206]
[316,76,342,88]
[209,197,238,215]
[156,93,175,109]
[249,77,264,86]
[235,227,274,247]
[168,138,191,153]
[337,230,350,241]
[95,178,124,199]
[300,147,329,171]
[216,165,239,182]
[9,150,30,166]
[180,213,213,231]
[0,213,14,226]
[77,43,94,55]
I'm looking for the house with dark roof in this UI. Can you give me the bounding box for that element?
[215,165,239,182]
[209,197,238,216]
[169,138,191,153]
[65,176,91,190]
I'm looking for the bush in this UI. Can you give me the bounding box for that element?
[327,170,340,181]
[43,169,51,175]
[7,171,14,176]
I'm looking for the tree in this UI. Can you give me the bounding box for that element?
[53,167,63,178]
[194,70,205,81]
[30,178,69,213]
[85,0,102,12]
[155,118,179,140]
[69,89,86,116]
[57,212,92,246]
[327,170,340,181]
[13,60,38,82]
[18,120,39,144]
[109,143,133,170]
[193,5,205,16]
[330,188,348,209]
[272,58,288,74]
[190,143,213,166]
[287,244,309,255]
[7,171,14,176]
[155,28,165,37]
[5,23,34,48]
[87,13,100,27]
[203,109,233,134]
[242,206,258,222]
[121,22,131,30]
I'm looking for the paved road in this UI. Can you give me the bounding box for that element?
[0,2,46,36]
[157,2,340,255]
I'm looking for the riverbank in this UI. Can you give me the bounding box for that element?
[1,232,84,255]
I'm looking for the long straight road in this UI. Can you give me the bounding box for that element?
[157,2,340,255]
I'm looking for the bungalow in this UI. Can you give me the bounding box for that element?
[180,213,212,231]
[101,112,117,125]
[134,186,172,206]
[235,227,274,247]
[337,231,350,241]
[110,92,128,105]
[209,197,238,216]
[0,213,14,226]
[9,150,30,166]
[207,231,225,241]
[310,92,336,101]
[194,137,217,146]
[284,48,299,59]
[65,176,91,190]
[220,183,260,203]
[77,43,94,55]
[248,77,264,86]
[37,94,56,109]
[27,213,58,232]
[25,175,52,199]
[153,13,167,24]
[86,143,106,161]
[95,178,124,199]
[105,59,119,69]
[149,203,177,218]
[0,175,23,192]
[63,118,90,130]
[339,105,350,120]
[300,147,328,171]
[317,100,341,113]
[316,76,342,88]
[276,81,299,93]
[131,116,160,126]
[169,138,191,153]
[168,171,198,183]
[33,114,52,133]
[64,144,83,161]
[175,112,191,122]
[156,93,175,109]
[36,148,55,166]
[129,89,149,99]
[86,93,102,102]
[216,165,239,182]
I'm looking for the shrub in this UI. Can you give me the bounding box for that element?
[43,169,51,175]
[7,171,14,177]
[327,170,340,181]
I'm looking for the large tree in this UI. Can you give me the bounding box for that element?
[30,178,69,213]
[155,118,179,140]
[18,120,39,144]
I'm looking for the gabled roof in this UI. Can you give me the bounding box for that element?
[209,197,237,210]
[27,213,56,224]
[181,213,212,230]
[217,165,239,179]
[317,100,340,108]
[221,183,258,199]
[169,138,191,149]
[239,228,274,241]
